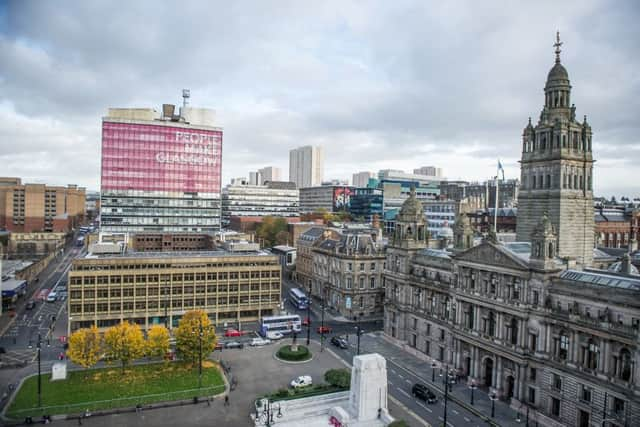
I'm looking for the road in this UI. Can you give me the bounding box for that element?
[0,241,80,366]
[280,277,496,427]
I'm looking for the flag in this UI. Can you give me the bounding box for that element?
[497,160,505,180]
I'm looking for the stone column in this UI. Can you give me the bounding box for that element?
[497,313,503,340]
[495,357,503,394]
[601,340,610,374]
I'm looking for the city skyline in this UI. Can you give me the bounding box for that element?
[1,1,638,198]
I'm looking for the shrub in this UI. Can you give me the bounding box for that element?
[324,369,351,388]
[276,345,311,361]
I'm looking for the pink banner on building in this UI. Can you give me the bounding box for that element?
[101,122,222,194]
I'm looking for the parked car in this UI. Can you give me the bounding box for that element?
[266,331,283,340]
[224,329,246,337]
[330,336,348,349]
[56,285,67,292]
[46,292,58,302]
[26,300,37,310]
[316,326,332,334]
[250,338,271,347]
[224,341,244,349]
[290,375,313,388]
[301,317,310,326]
[411,383,437,403]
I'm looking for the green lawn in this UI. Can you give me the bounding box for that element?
[6,361,225,419]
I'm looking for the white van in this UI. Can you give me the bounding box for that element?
[46,291,58,302]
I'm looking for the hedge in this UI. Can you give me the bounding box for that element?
[276,345,312,361]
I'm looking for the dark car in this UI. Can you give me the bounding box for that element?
[224,341,244,349]
[411,383,437,403]
[330,336,348,349]
[26,300,36,310]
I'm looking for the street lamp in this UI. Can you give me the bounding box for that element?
[440,368,455,427]
[320,286,326,352]
[489,391,498,418]
[257,398,282,426]
[354,314,362,355]
[469,379,477,405]
[431,362,437,382]
[306,284,311,346]
[36,333,50,408]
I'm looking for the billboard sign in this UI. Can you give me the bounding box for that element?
[101,122,222,194]
[333,186,354,211]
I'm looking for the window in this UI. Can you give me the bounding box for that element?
[585,340,599,370]
[529,368,537,381]
[529,333,538,352]
[439,346,444,361]
[439,329,445,340]
[359,277,365,289]
[425,341,430,356]
[370,277,376,289]
[370,263,376,271]
[552,374,562,390]
[551,397,560,417]
[613,397,625,415]
[359,263,364,271]
[532,290,539,306]
[426,324,431,336]
[346,278,352,290]
[528,387,536,404]
[412,318,418,330]
[348,263,352,271]
[559,333,569,360]
[580,385,591,403]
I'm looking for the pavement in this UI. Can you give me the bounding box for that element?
[1,340,415,427]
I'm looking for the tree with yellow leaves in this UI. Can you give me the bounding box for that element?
[67,325,102,369]
[146,324,170,360]
[103,321,146,372]
[174,310,217,365]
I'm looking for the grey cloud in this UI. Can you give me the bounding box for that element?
[0,0,638,197]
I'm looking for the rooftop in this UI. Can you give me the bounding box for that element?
[84,249,274,260]
[560,269,640,291]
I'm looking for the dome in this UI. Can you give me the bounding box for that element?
[547,62,569,83]
[399,187,423,218]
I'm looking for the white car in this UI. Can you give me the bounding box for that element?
[266,331,284,340]
[250,338,271,347]
[290,375,313,388]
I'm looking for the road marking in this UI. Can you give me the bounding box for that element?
[388,395,431,427]
[417,401,433,413]
[464,417,471,422]
[398,388,411,399]
[398,374,404,379]
[452,409,459,415]
[389,381,395,387]
[391,369,397,374]
[405,379,412,384]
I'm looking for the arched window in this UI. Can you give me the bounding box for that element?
[546,174,551,189]
[585,339,599,370]
[562,135,567,148]
[619,348,632,381]
[488,311,496,336]
[510,318,518,345]
[532,175,537,189]
[548,242,554,258]
[558,332,569,360]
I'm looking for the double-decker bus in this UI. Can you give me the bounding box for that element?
[289,287,309,310]
[259,314,302,337]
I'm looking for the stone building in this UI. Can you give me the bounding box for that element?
[516,33,595,265]
[383,35,640,427]
[311,229,386,319]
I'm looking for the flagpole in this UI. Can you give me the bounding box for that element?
[494,176,499,233]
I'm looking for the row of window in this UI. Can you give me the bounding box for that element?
[70,271,280,284]
[69,283,280,298]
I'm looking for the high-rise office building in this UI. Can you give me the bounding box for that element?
[352,171,375,188]
[259,167,282,184]
[0,177,86,233]
[289,146,324,188]
[100,101,223,233]
[413,166,443,178]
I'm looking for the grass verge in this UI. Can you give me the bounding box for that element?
[6,361,225,419]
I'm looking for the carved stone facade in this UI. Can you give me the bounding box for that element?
[516,33,595,266]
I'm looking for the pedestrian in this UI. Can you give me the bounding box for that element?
[224,395,229,406]
[136,403,142,414]
[77,416,82,425]
[207,397,211,407]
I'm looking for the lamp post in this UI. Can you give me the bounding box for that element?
[258,398,281,427]
[320,286,326,352]
[306,284,311,346]
[36,333,49,408]
[354,314,362,355]
[490,391,497,418]
[469,379,477,405]
[440,368,455,427]
[431,362,437,382]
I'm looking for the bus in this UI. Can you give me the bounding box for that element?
[260,314,302,337]
[289,288,309,310]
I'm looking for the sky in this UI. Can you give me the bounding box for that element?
[1,1,638,198]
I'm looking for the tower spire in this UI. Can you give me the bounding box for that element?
[554,31,563,64]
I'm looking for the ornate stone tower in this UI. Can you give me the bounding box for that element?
[530,213,558,270]
[387,187,427,275]
[516,32,595,265]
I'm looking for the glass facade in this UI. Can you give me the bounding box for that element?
[349,188,383,221]
[100,120,223,232]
